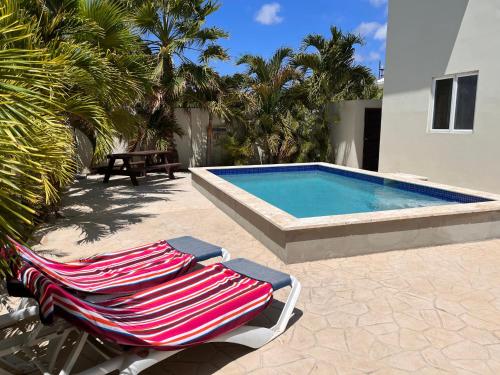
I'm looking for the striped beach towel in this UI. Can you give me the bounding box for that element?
[19,263,273,350]
[11,240,196,295]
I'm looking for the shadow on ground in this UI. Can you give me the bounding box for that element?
[35,174,186,246]
[74,301,304,375]
[149,302,304,375]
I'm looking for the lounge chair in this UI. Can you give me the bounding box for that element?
[7,236,230,296]
[2,259,300,375]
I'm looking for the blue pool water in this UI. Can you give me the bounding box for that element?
[211,166,488,218]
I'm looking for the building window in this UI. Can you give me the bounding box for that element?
[431,72,478,132]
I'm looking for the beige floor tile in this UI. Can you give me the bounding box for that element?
[11,174,500,375]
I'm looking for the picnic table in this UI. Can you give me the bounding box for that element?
[103,150,181,186]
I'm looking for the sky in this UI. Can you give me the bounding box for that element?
[204,0,388,77]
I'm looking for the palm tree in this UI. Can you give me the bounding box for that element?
[223,28,379,166]
[133,0,229,153]
[283,27,379,162]
[19,0,153,159]
[0,8,74,264]
[294,26,378,103]
[0,0,154,273]
[237,48,301,164]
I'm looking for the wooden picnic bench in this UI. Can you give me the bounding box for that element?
[103,150,181,186]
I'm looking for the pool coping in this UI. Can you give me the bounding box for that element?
[190,162,500,232]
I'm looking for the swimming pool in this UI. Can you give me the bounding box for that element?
[191,163,500,263]
[213,165,486,218]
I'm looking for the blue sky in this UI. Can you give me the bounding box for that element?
[205,0,388,77]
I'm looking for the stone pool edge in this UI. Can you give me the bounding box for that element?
[191,163,500,264]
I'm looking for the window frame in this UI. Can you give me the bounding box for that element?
[428,71,479,134]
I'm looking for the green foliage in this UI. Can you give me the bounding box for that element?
[18,0,154,161]
[0,0,381,279]
[223,27,379,165]
[233,48,301,164]
[0,8,74,247]
[296,26,379,102]
[0,0,154,273]
[130,0,229,152]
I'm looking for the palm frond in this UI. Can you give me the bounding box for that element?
[0,10,75,244]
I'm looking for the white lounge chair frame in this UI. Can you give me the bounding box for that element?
[0,237,231,374]
[0,276,300,375]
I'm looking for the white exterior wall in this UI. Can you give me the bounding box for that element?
[379,0,500,193]
[329,100,382,169]
[174,109,226,169]
[174,108,207,169]
[74,128,93,174]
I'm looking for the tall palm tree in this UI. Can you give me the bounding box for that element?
[294,26,378,103]
[237,48,301,164]
[284,27,379,163]
[133,0,229,153]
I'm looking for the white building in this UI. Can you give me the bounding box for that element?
[379,0,500,193]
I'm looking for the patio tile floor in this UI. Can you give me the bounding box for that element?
[30,173,500,374]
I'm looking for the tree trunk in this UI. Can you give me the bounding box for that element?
[265,140,273,165]
[188,110,193,167]
[162,53,178,159]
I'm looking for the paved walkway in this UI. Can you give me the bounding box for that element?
[32,173,500,374]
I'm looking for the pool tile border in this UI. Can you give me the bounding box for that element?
[209,164,490,205]
[195,162,500,230]
[191,163,500,263]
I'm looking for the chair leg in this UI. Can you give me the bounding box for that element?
[59,332,88,375]
[270,276,301,338]
[48,329,71,372]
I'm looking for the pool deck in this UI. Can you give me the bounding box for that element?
[20,173,500,374]
[191,163,500,263]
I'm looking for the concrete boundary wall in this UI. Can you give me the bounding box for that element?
[328,100,382,169]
